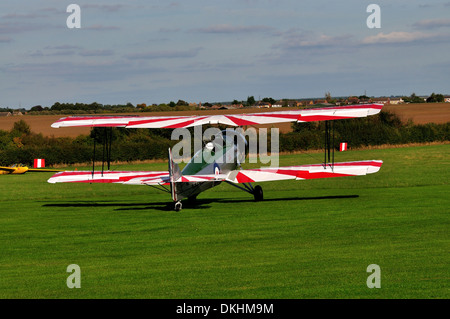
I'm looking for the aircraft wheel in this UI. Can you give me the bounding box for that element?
[174,201,182,212]
[253,185,263,201]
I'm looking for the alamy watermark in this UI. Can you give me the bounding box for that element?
[366,264,381,288]
[66,264,81,288]
[366,4,381,29]
[66,4,81,29]
[171,126,279,168]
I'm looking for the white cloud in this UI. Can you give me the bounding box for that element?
[125,48,202,60]
[362,31,434,44]
[83,4,128,12]
[413,19,450,29]
[0,36,12,43]
[272,29,355,56]
[84,24,120,31]
[193,24,273,34]
[79,50,114,57]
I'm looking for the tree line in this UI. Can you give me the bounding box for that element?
[0,112,448,167]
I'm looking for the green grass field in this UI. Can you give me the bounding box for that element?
[0,144,448,299]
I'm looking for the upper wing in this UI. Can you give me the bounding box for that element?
[225,160,383,183]
[0,166,16,173]
[51,104,383,129]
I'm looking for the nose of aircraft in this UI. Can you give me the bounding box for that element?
[205,142,214,151]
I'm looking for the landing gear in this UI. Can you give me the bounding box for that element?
[253,185,263,201]
[225,181,264,202]
[174,201,182,212]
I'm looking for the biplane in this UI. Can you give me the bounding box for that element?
[48,104,384,211]
[0,164,61,175]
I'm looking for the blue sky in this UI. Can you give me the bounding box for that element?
[1,0,449,108]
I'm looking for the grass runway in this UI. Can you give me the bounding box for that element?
[0,144,448,298]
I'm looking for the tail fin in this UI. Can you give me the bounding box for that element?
[168,148,182,202]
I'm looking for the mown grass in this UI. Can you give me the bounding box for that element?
[0,144,448,298]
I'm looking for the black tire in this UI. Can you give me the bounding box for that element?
[253,185,263,201]
[174,201,182,212]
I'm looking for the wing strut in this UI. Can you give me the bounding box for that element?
[101,127,113,174]
[225,180,254,194]
[91,127,114,178]
[324,120,335,171]
[92,131,96,179]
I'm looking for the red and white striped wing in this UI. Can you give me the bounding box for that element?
[47,160,382,186]
[226,160,383,183]
[51,104,383,128]
[173,174,228,183]
[47,171,169,185]
[47,171,228,185]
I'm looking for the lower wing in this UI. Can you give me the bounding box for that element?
[47,160,382,185]
[225,160,383,183]
[47,170,226,185]
[48,171,170,185]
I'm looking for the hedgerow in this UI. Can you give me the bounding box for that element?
[0,113,448,166]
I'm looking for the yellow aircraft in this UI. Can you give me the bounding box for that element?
[0,164,62,175]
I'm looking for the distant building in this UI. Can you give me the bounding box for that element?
[346,96,360,104]
[444,96,450,103]
[0,112,12,117]
[388,97,404,104]
[371,97,389,104]
[255,101,271,108]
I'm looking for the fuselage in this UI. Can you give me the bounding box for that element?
[175,130,247,200]
[0,165,29,174]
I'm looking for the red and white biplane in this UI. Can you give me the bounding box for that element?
[48,104,384,211]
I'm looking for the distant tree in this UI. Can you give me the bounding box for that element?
[176,100,188,106]
[11,120,31,136]
[169,101,176,108]
[262,97,276,104]
[426,93,445,103]
[90,102,103,110]
[232,99,240,105]
[30,105,43,112]
[403,93,425,103]
[51,102,62,111]
[246,96,256,106]
[325,92,337,104]
[348,96,359,104]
